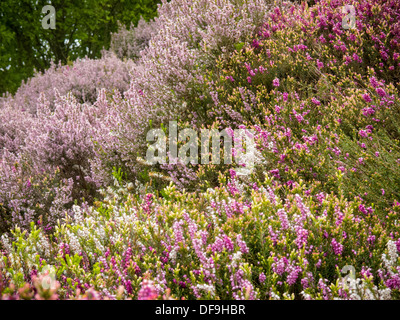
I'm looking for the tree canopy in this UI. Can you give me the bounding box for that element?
[0,0,160,95]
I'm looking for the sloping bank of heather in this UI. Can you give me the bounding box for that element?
[1,0,400,300]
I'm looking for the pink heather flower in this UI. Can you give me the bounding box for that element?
[295,227,309,250]
[362,93,372,102]
[370,77,379,88]
[361,267,373,280]
[331,238,343,255]
[137,279,158,300]
[316,60,324,69]
[259,273,266,284]
[236,234,249,254]
[352,53,362,63]
[272,78,280,87]
[252,39,260,48]
[358,157,364,164]
[376,87,386,97]
[287,266,302,286]
[247,76,252,83]
[223,235,234,252]
[359,204,368,214]
[396,238,400,253]
[272,258,286,276]
[381,189,385,195]
[338,166,345,172]
[375,151,380,157]
[358,129,368,138]
[362,107,375,116]
[311,97,321,105]
[277,208,289,230]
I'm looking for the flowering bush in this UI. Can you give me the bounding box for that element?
[111,0,273,177]
[0,52,133,113]
[110,18,159,60]
[1,174,400,300]
[187,0,400,208]
[1,0,400,300]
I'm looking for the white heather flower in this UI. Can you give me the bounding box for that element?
[230,251,242,268]
[196,284,216,298]
[382,240,399,274]
[388,240,398,264]
[270,291,280,300]
[340,277,392,300]
[67,231,82,253]
[1,234,12,252]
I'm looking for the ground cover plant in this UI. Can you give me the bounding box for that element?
[1,0,400,300]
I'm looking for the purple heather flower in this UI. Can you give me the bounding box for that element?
[277,209,289,230]
[259,273,266,284]
[272,78,280,87]
[331,238,343,255]
[252,39,260,48]
[359,129,368,138]
[311,97,321,105]
[137,279,158,300]
[359,204,368,214]
[362,93,372,102]
[370,77,379,88]
[376,87,386,97]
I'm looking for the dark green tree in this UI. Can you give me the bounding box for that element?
[0,0,160,95]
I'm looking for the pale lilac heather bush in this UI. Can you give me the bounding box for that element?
[2,173,400,300]
[113,0,273,175]
[0,88,123,232]
[1,52,133,113]
[0,103,34,155]
[110,18,159,60]
[22,90,123,197]
[0,149,74,233]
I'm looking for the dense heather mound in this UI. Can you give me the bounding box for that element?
[1,0,400,300]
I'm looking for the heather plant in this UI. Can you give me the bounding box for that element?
[112,0,274,178]
[0,149,74,235]
[0,52,133,113]
[1,0,400,301]
[1,172,400,300]
[183,0,400,209]
[0,89,123,234]
[110,18,159,60]
[0,103,34,155]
